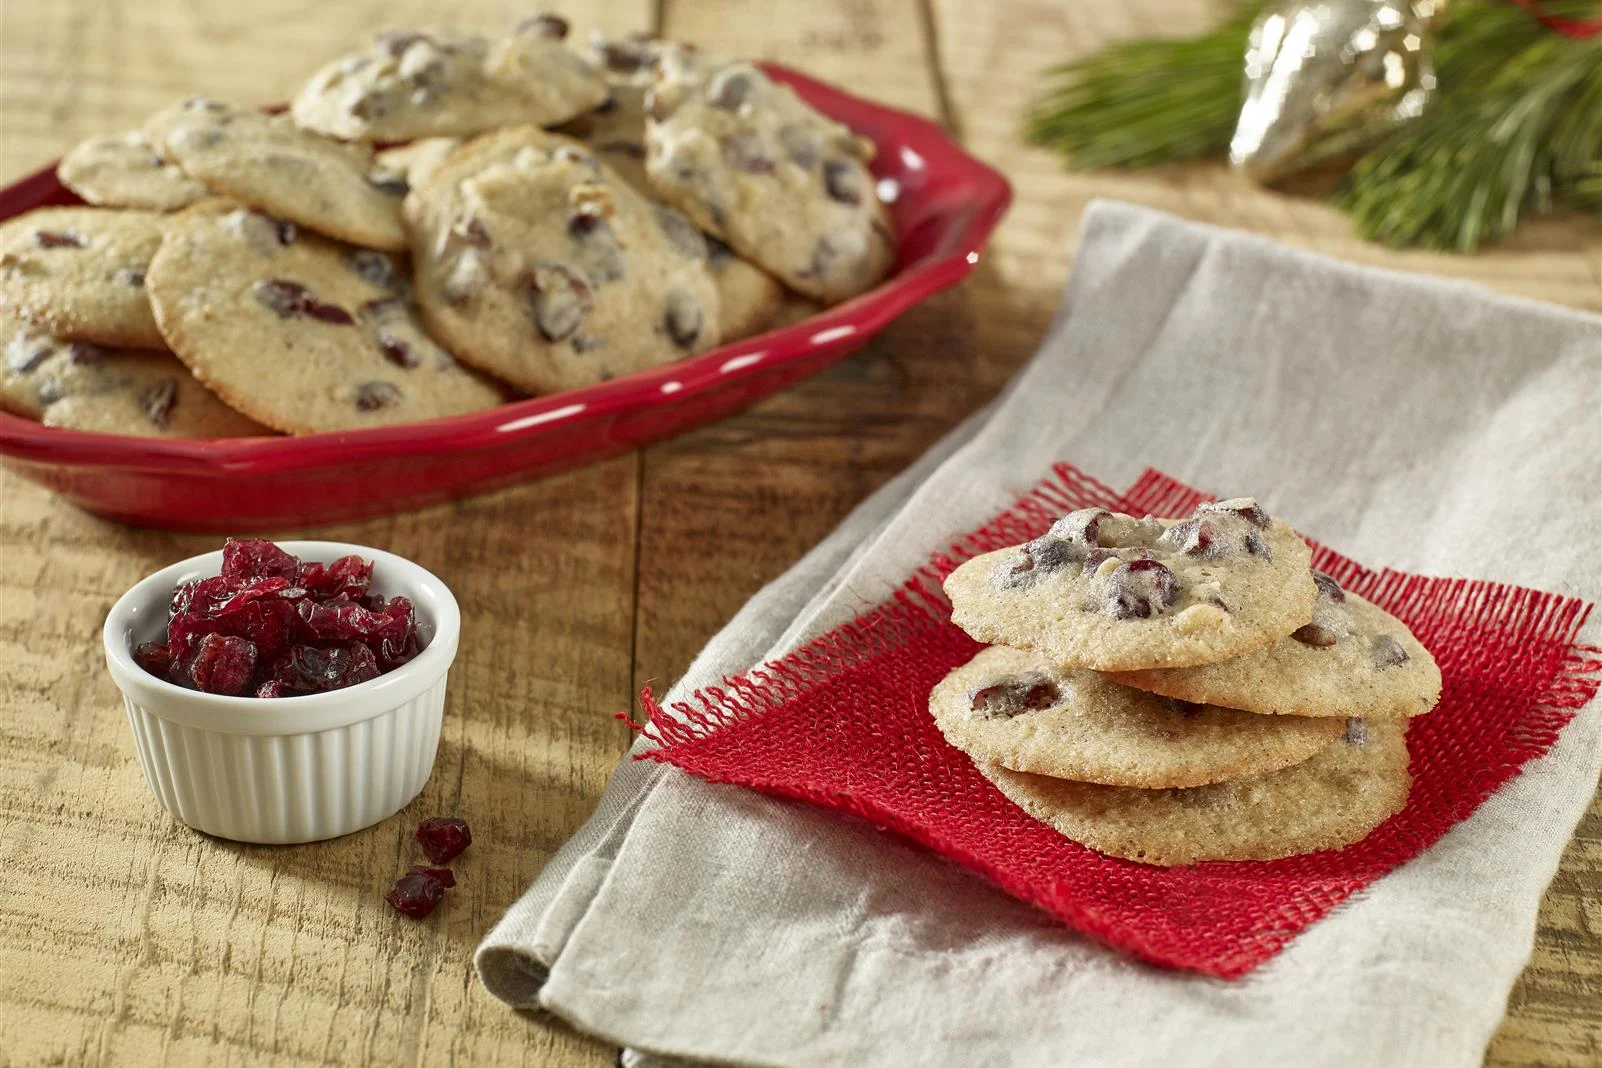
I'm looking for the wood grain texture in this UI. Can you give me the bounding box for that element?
[0,0,1597,1066]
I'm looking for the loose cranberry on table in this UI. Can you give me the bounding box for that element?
[416,816,472,863]
[131,537,420,697]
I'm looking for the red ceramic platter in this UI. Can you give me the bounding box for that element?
[0,67,1010,531]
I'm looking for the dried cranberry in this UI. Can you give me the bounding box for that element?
[273,218,297,246]
[1371,635,1409,669]
[407,865,455,888]
[722,132,774,174]
[529,263,592,341]
[133,641,174,677]
[416,816,471,863]
[596,38,651,75]
[303,300,354,325]
[663,291,702,349]
[255,679,285,698]
[376,330,421,369]
[367,172,409,197]
[1105,559,1178,619]
[1291,622,1340,647]
[355,381,401,411]
[517,12,569,38]
[568,209,604,237]
[654,206,706,260]
[137,379,178,429]
[822,160,861,205]
[296,553,373,600]
[708,70,756,110]
[1312,571,1346,602]
[254,279,352,324]
[969,675,1059,718]
[187,633,258,695]
[273,643,380,694]
[35,230,86,249]
[1198,498,1269,529]
[222,538,300,584]
[385,872,445,918]
[1049,509,1107,548]
[349,250,398,289]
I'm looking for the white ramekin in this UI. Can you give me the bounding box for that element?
[103,541,459,844]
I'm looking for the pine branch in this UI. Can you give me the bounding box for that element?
[1024,0,1602,251]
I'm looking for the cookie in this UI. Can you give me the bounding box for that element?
[1,318,266,437]
[375,137,462,188]
[567,38,787,342]
[146,200,504,435]
[56,131,208,212]
[405,126,721,394]
[145,99,407,251]
[978,717,1411,866]
[944,500,1319,672]
[929,645,1343,788]
[1108,572,1443,719]
[643,45,895,304]
[0,207,166,349]
[291,20,607,144]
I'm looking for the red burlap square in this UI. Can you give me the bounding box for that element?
[629,465,1600,977]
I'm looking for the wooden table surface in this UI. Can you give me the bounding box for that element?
[1,1,1598,1065]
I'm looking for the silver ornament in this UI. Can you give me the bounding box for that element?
[1230,0,1440,182]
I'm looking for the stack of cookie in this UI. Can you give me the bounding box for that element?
[934,498,1441,866]
[0,15,895,437]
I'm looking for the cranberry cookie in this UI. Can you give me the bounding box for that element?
[147,201,504,434]
[1108,571,1442,719]
[376,137,462,189]
[930,645,1342,789]
[0,207,166,349]
[57,131,208,212]
[145,99,408,251]
[404,126,721,394]
[944,500,1319,672]
[291,20,607,144]
[977,718,1410,866]
[567,35,786,341]
[1,318,266,437]
[643,44,894,304]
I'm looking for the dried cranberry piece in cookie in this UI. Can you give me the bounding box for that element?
[138,379,178,430]
[708,69,758,111]
[1197,497,1269,528]
[968,675,1059,718]
[1312,571,1346,602]
[516,12,569,39]
[721,132,775,174]
[663,291,703,349]
[35,230,86,249]
[653,206,707,261]
[1370,635,1410,669]
[416,816,472,863]
[1291,622,1340,647]
[186,633,259,696]
[385,871,445,919]
[222,537,300,585]
[1104,559,1179,619]
[528,263,593,341]
[822,161,861,205]
[1048,509,1108,549]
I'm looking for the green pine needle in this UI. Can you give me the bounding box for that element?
[1025,0,1602,252]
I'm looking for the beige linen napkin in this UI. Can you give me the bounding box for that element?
[478,200,1602,1067]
